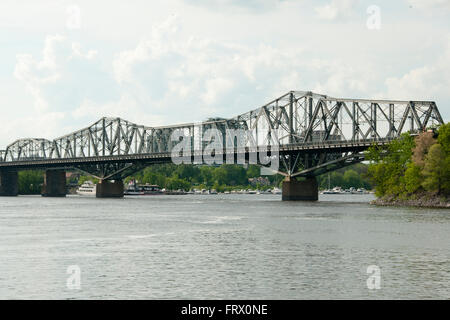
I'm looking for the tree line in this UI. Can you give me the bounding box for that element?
[14,162,373,194]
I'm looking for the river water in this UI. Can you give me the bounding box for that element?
[0,194,449,300]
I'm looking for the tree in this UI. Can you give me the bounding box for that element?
[366,133,415,197]
[78,175,98,185]
[199,166,214,185]
[437,122,450,154]
[174,165,200,183]
[421,143,449,194]
[404,163,422,194]
[343,169,361,189]
[246,165,260,179]
[165,177,190,191]
[330,171,344,188]
[18,171,44,194]
[412,131,435,167]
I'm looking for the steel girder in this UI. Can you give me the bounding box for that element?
[0,91,444,178]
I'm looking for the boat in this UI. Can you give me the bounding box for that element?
[124,181,163,195]
[356,188,369,194]
[271,188,282,194]
[124,180,144,195]
[76,181,96,196]
[322,187,344,194]
[321,174,344,194]
[141,184,164,195]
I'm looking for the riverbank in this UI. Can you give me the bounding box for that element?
[371,193,450,209]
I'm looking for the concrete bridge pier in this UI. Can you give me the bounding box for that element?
[0,170,19,196]
[282,176,318,201]
[42,170,67,197]
[96,180,124,198]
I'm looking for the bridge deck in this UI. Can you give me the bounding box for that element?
[0,138,391,170]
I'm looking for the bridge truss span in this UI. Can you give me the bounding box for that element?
[0,91,444,180]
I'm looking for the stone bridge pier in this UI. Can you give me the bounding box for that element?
[0,170,18,196]
[282,176,318,201]
[42,170,67,197]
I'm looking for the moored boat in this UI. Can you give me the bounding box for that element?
[76,181,96,196]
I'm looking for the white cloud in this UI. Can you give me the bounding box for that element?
[13,35,65,111]
[315,0,359,20]
[182,0,288,12]
[13,35,101,113]
[406,0,450,10]
[383,43,450,104]
[2,2,449,148]
[70,43,98,60]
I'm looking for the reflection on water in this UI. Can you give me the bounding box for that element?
[0,194,449,299]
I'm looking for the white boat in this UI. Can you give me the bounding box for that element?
[76,181,96,196]
[356,188,369,194]
[271,188,282,194]
[324,186,344,194]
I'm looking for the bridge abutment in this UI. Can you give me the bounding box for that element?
[42,170,67,197]
[96,180,124,198]
[282,176,318,201]
[0,170,19,196]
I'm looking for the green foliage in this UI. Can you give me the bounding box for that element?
[422,143,449,194]
[18,170,43,194]
[367,123,450,198]
[317,163,372,190]
[165,177,191,191]
[404,163,422,194]
[366,133,415,197]
[213,164,247,186]
[246,165,260,179]
[437,122,450,154]
[125,163,265,191]
[78,175,99,185]
[343,170,361,188]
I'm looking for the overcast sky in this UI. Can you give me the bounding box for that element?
[0,0,449,147]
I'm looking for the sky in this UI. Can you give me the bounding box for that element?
[0,0,449,148]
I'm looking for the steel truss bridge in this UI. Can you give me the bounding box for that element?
[0,91,444,182]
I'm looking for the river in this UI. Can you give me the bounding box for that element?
[0,194,449,299]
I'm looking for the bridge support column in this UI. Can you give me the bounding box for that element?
[42,170,67,197]
[96,180,124,198]
[282,176,318,201]
[0,170,19,196]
